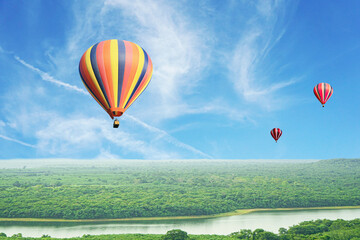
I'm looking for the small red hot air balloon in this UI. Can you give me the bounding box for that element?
[313,83,333,107]
[271,128,282,143]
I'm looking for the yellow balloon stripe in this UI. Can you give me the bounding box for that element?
[85,47,109,108]
[110,40,119,108]
[125,71,153,111]
[122,44,144,108]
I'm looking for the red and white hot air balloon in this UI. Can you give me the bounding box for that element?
[313,83,333,107]
[270,128,282,143]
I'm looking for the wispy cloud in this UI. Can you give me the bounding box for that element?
[228,1,298,110]
[0,134,36,148]
[10,53,210,159]
[126,115,212,159]
[0,45,13,55]
[96,148,120,160]
[35,116,178,159]
[0,120,35,148]
[61,0,211,121]
[14,56,89,95]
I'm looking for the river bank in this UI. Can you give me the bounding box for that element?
[1,205,359,223]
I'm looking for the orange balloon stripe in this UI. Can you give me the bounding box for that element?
[125,73,151,110]
[96,42,114,107]
[124,42,140,107]
[103,40,114,108]
[96,41,114,108]
[125,56,153,110]
[121,42,137,108]
[119,41,132,108]
[79,54,109,109]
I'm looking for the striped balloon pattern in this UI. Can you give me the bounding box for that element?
[313,83,333,107]
[79,40,153,119]
[271,128,282,143]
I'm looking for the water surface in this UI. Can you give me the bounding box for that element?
[0,208,359,237]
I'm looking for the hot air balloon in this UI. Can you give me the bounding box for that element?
[313,83,333,107]
[79,40,153,128]
[270,128,282,143]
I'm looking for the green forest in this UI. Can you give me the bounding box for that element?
[0,159,359,219]
[1,218,360,239]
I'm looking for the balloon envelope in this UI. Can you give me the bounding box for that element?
[314,83,333,107]
[271,128,282,142]
[79,40,153,119]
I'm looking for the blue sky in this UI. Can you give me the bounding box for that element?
[0,0,359,160]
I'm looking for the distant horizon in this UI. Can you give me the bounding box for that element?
[0,158,323,161]
[0,158,347,169]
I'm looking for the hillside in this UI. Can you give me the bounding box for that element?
[0,159,359,219]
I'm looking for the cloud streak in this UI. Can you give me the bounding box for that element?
[0,118,36,149]
[0,134,36,148]
[14,56,89,95]
[126,115,212,159]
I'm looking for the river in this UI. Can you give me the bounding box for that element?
[0,208,359,237]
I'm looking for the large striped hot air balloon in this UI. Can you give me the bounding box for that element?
[313,83,333,107]
[270,128,282,143]
[79,40,153,128]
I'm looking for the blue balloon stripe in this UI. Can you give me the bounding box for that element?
[90,43,111,108]
[117,40,126,108]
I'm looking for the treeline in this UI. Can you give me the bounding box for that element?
[0,159,359,219]
[1,218,360,239]
[229,218,360,239]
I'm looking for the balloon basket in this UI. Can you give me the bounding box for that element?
[113,119,119,128]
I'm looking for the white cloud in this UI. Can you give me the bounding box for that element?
[0,120,5,128]
[35,115,178,159]
[2,82,56,136]
[0,104,37,149]
[9,54,210,159]
[0,45,13,55]
[60,0,211,121]
[40,0,254,126]
[96,148,120,160]
[228,0,298,110]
